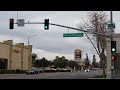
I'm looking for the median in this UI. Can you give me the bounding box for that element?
[89,75,106,79]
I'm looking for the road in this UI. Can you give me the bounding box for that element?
[0,70,102,79]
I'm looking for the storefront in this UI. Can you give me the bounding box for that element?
[0,40,32,70]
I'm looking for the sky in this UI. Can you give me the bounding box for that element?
[0,11,120,62]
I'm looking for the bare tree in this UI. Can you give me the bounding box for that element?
[77,11,109,78]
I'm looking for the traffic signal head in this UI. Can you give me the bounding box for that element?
[9,19,14,29]
[111,41,116,53]
[44,19,49,30]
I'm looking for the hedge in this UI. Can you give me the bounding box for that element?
[0,69,26,74]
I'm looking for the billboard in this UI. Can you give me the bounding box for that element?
[74,49,82,61]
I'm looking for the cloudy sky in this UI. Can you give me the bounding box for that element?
[0,11,120,62]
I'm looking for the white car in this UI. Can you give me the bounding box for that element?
[85,69,90,72]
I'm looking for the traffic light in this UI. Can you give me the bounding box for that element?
[112,55,115,60]
[9,19,14,29]
[44,19,49,30]
[111,41,116,53]
[111,55,116,60]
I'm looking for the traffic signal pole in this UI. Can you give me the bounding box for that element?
[14,22,111,37]
[110,11,114,79]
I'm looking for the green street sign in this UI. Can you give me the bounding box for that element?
[63,33,84,37]
[107,23,115,29]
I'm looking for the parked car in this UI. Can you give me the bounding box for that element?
[38,68,44,73]
[56,68,67,72]
[26,68,39,75]
[31,67,40,74]
[26,69,35,75]
[44,68,56,72]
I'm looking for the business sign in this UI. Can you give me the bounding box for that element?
[13,49,21,53]
[87,28,93,34]
[74,49,82,61]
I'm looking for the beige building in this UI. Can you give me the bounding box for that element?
[106,33,120,78]
[0,40,32,70]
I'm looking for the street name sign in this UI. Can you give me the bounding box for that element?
[63,33,84,37]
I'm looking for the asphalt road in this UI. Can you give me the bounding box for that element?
[0,70,102,79]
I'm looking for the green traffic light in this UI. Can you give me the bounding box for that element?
[45,26,48,29]
[112,48,115,52]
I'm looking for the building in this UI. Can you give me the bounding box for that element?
[0,40,32,70]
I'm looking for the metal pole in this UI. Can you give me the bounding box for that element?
[110,11,114,79]
[14,22,111,37]
[27,35,37,69]
[84,32,100,56]
[28,36,29,69]
[28,36,29,45]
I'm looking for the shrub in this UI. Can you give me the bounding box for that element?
[15,69,21,74]
[0,69,26,74]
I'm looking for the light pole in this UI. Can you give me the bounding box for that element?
[110,11,114,79]
[28,34,37,69]
[28,35,37,46]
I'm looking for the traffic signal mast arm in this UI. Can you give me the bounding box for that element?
[14,22,111,38]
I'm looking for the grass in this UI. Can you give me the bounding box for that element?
[90,75,106,79]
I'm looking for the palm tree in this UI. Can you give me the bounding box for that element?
[32,53,38,66]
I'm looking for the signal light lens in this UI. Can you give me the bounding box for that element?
[10,20,12,22]
[112,48,115,52]
[112,56,115,60]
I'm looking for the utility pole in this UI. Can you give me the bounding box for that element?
[110,11,115,79]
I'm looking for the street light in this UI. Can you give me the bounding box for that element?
[28,35,37,46]
[27,34,37,69]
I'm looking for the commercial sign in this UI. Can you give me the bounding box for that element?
[13,49,20,53]
[74,49,82,61]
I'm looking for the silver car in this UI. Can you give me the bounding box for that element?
[26,69,35,75]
